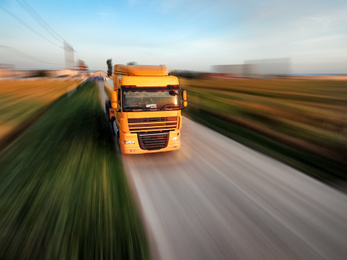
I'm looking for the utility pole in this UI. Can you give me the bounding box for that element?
[64,41,74,69]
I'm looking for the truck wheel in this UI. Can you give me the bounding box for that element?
[105,100,111,120]
[111,118,118,136]
[112,120,121,151]
[116,130,120,150]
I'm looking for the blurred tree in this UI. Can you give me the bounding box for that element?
[34,70,49,77]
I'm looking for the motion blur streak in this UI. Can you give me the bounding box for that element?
[0,82,149,259]
[123,118,347,260]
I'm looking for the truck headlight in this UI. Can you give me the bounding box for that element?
[124,140,135,144]
[172,136,180,142]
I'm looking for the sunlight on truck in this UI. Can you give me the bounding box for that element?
[105,63,187,154]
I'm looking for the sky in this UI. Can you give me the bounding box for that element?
[0,0,347,73]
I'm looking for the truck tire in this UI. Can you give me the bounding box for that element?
[111,119,121,151]
[105,100,111,121]
[116,130,120,150]
[111,118,118,136]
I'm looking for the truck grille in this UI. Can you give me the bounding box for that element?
[138,132,169,150]
[128,117,177,133]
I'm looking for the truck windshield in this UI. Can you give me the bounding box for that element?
[123,88,179,112]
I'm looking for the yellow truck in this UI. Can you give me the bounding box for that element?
[105,64,187,154]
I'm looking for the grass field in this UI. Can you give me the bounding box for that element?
[0,79,81,149]
[0,82,149,259]
[181,78,347,189]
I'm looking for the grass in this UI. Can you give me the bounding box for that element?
[0,80,81,145]
[0,82,149,259]
[181,78,347,190]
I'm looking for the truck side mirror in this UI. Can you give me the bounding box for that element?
[182,90,187,101]
[182,90,188,108]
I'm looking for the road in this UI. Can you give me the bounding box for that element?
[98,80,347,260]
[123,118,347,260]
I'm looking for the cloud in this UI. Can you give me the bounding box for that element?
[293,34,346,45]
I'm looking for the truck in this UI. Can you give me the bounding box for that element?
[105,63,187,154]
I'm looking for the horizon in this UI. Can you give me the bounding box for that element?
[6,68,347,77]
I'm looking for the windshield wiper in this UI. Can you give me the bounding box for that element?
[124,106,144,109]
[160,104,177,111]
[124,106,144,111]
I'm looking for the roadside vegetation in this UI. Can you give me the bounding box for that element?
[0,79,81,150]
[181,78,347,190]
[0,82,149,259]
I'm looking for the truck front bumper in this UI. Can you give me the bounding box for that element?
[119,130,181,154]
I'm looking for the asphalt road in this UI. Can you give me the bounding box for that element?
[98,80,347,260]
[123,118,347,260]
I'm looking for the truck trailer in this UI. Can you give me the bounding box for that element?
[105,64,187,154]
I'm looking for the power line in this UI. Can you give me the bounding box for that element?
[1,2,80,69]
[0,44,62,65]
[17,0,65,44]
[0,5,64,49]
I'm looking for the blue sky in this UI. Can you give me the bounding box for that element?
[1,0,347,73]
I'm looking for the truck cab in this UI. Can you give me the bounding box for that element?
[105,64,187,154]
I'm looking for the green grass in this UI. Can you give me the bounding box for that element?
[0,82,149,259]
[184,108,346,186]
[0,95,44,123]
[182,78,347,190]
[0,80,81,149]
